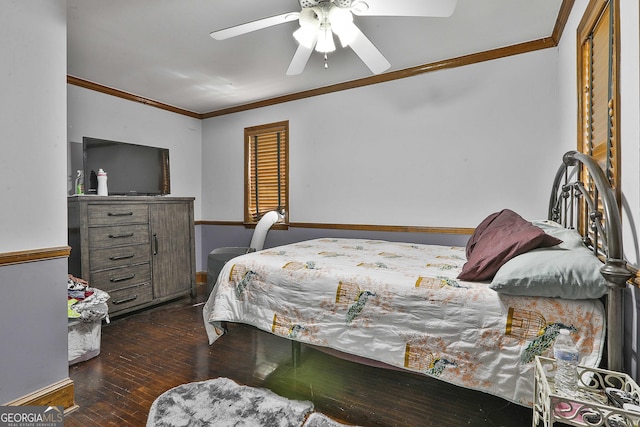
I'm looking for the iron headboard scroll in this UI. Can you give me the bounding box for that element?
[549,150,632,372]
[549,151,620,260]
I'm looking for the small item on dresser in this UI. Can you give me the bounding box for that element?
[553,328,580,397]
[75,170,84,195]
[97,168,108,196]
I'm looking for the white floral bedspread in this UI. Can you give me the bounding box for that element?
[203,238,605,405]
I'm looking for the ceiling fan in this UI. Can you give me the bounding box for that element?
[210,0,457,76]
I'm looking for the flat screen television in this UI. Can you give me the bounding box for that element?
[83,137,170,196]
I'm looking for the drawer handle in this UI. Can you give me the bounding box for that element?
[109,253,135,261]
[108,212,134,217]
[110,273,135,283]
[108,232,134,239]
[113,295,137,305]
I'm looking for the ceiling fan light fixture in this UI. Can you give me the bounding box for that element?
[328,6,358,47]
[293,26,317,48]
[293,8,321,48]
[315,26,336,53]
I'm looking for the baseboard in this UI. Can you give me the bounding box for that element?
[196,271,207,285]
[5,378,78,415]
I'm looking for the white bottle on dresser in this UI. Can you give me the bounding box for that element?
[97,169,108,196]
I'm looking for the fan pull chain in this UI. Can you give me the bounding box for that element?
[324,53,328,69]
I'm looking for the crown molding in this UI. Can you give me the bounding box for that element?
[67,76,202,119]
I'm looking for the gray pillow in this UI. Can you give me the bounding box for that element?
[489,221,607,299]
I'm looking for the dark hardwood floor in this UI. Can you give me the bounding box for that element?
[64,285,534,426]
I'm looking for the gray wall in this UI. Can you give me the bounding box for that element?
[0,260,69,403]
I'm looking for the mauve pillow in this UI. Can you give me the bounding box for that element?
[465,211,501,260]
[458,209,562,281]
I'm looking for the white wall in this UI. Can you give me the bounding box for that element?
[618,0,640,380]
[67,85,203,218]
[0,1,68,253]
[0,0,69,404]
[202,48,562,228]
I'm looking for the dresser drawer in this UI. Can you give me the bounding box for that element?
[89,244,151,271]
[90,263,151,292]
[88,224,150,249]
[88,204,149,226]
[107,282,153,313]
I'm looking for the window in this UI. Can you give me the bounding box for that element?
[577,0,620,237]
[244,121,289,225]
[577,0,620,200]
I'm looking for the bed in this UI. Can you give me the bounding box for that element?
[203,151,634,406]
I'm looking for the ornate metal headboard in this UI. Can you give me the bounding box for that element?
[549,151,633,372]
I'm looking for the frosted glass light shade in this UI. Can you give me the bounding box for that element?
[315,27,336,53]
[328,7,358,47]
[293,8,320,49]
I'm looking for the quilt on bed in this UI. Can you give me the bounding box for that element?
[203,238,605,405]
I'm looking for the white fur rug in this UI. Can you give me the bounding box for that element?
[147,377,354,427]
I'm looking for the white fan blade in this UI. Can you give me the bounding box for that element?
[352,0,457,18]
[286,42,315,75]
[348,28,390,74]
[210,12,299,40]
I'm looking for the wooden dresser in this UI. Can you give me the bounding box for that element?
[68,196,195,317]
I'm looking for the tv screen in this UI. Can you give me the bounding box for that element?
[83,137,170,196]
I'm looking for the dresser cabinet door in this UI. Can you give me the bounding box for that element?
[150,202,194,299]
